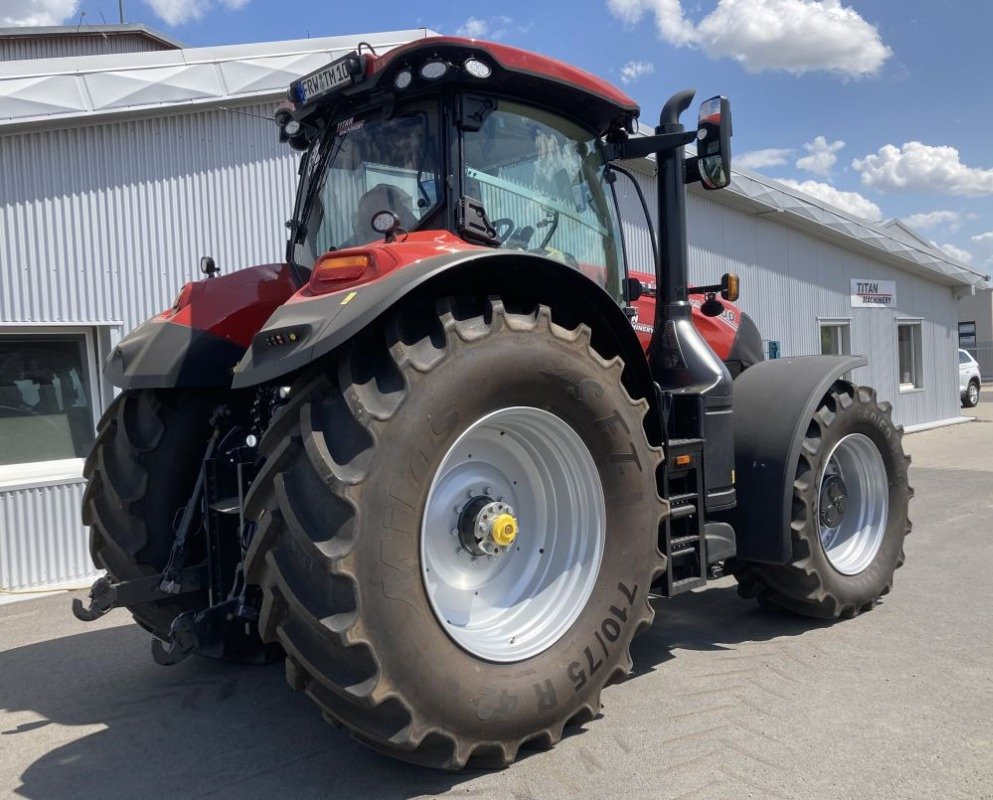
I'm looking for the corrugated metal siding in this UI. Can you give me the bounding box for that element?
[0,33,172,62]
[0,480,93,589]
[683,194,961,428]
[0,101,296,331]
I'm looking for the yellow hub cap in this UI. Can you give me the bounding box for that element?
[490,513,518,547]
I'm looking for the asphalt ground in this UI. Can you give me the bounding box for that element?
[2,404,992,799]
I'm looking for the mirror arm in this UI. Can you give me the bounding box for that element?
[602,130,697,162]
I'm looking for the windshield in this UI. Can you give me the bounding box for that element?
[292,99,443,268]
[462,101,624,293]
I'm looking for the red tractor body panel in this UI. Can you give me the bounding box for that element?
[290,231,485,302]
[159,263,298,348]
[630,269,741,360]
[153,245,739,371]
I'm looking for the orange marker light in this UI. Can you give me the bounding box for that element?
[674,454,693,467]
[312,254,370,282]
[721,272,740,302]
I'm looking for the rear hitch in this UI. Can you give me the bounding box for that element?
[150,596,262,666]
[71,566,206,623]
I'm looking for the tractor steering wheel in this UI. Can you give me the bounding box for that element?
[490,218,516,243]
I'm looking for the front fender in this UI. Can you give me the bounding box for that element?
[726,354,868,563]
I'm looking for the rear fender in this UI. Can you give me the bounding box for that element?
[724,355,868,563]
[231,250,661,440]
[105,263,297,390]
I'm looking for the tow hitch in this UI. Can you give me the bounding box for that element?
[71,565,206,622]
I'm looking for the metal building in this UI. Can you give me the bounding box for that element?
[0,23,181,61]
[0,26,987,593]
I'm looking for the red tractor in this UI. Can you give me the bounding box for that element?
[74,37,912,768]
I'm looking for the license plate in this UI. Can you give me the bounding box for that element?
[294,54,360,104]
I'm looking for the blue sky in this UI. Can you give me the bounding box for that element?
[5,0,992,275]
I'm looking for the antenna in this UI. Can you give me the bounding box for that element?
[119,0,125,23]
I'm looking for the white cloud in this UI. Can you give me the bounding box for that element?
[902,210,961,232]
[853,142,993,196]
[938,243,973,264]
[777,178,883,221]
[796,135,845,176]
[619,59,655,84]
[0,0,78,25]
[457,16,488,37]
[736,148,793,170]
[457,15,513,39]
[971,232,993,248]
[606,0,892,77]
[141,0,249,25]
[143,0,206,24]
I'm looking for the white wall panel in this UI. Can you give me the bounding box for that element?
[0,480,94,589]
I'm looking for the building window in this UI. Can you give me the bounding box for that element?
[0,330,99,477]
[897,321,923,391]
[958,321,977,352]
[820,320,851,356]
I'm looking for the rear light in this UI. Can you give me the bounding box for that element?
[312,254,370,283]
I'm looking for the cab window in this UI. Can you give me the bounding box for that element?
[461,100,624,296]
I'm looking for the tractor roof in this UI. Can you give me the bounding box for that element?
[299,36,641,136]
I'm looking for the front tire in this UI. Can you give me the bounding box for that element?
[243,297,666,768]
[729,383,912,619]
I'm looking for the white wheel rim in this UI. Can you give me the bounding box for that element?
[817,433,889,575]
[420,406,605,662]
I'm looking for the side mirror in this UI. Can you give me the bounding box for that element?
[696,96,732,190]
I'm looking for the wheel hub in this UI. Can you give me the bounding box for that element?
[819,473,848,528]
[456,495,519,556]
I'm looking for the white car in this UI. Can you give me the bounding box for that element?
[959,348,982,407]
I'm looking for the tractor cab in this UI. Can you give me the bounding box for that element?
[277,37,644,303]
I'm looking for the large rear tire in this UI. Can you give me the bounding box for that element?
[243,297,666,768]
[729,383,912,619]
